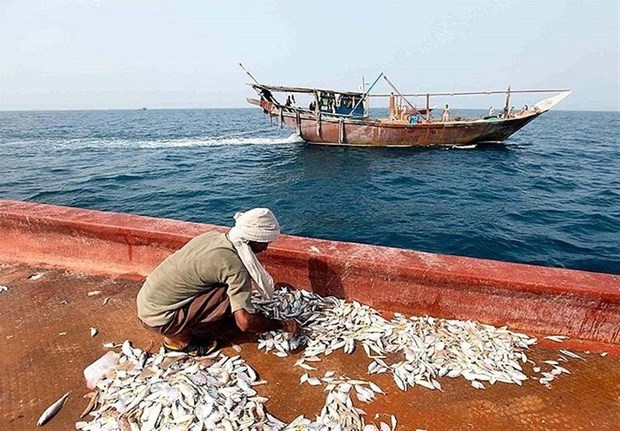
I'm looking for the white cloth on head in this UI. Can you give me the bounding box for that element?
[229,208,280,243]
[227,208,280,300]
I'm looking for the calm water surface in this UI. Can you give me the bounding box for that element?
[1,108,618,274]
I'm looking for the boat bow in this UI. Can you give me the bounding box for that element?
[533,90,572,113]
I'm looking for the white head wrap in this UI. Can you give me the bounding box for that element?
[227,208,280,299]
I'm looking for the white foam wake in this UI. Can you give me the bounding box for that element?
[44,133,305,150]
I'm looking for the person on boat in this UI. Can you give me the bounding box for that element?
[260,88,275,104]
[487,106,494,117]
[285,94,296,107]
[442,104,451,122]
[136,208,300,356]
[519,105,529,115]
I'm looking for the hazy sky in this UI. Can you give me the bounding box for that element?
[1,0,618,111]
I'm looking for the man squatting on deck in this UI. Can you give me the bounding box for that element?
[137,208,300,355]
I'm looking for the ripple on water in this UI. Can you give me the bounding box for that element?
[1,109,618,274]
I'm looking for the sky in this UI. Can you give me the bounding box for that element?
[1,0,618,111]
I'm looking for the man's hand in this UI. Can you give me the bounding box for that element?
[234,309,302,336]
[281,319,301,336]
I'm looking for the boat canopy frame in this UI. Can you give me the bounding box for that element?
[251,83,570,99]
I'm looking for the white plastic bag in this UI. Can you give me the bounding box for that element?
[83,351,119,389]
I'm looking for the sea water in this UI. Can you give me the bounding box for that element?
[1,108,618,274]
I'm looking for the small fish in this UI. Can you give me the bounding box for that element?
[102,342,121,349]
[87,291,102,297]
[37,392,70,426]
[296,361,317,371]
[369,381,385,395]
[29,272,44,280]
[471,381,485,390]
[80,391,99,418]
[306,377,322,386]
[102,297,110,305]
[137,351,148,368]
[559,349,586,361]
[90,327,98,337]
[544,335,568,342]
[0,285,8,293]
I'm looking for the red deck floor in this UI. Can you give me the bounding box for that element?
[1,262,619,431]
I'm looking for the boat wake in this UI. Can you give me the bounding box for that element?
[32,133,305,150]
[132,133,303,148]
[448,144,478,150]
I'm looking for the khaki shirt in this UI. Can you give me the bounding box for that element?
[137,231,256,327]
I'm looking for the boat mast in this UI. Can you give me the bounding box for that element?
[383,75,416,111]
[361,76,369,116]
[349,72,384,117]
[238,63,260,85]
[503,85,511,118]
[313,90,320,112]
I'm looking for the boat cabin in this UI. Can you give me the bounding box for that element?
[318,91,365,118]
[251,84,367,118]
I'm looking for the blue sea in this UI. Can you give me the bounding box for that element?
[1,108,618,275]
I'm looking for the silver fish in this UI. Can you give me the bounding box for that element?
[29,272,45,280]
[253,286,544,396]
[544,335,569,342]
[37,392,70,426]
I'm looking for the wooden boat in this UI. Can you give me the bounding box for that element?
[245,72,570,147]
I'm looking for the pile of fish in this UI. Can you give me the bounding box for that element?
[76,342,393,431]
[76,342,283,430]
[295,372,396,431]
[254,287,552,391]
[73,288,581,430]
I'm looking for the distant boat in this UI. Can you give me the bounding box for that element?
[244,71,570,148]
[140,107,147,111]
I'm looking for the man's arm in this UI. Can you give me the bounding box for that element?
[233,308,300,335]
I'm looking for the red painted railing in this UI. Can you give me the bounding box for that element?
[0,199,618,352]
